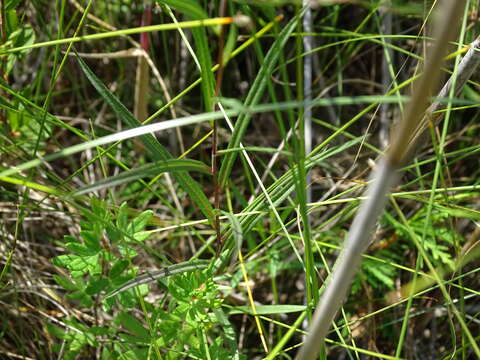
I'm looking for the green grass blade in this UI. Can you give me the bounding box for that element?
[76,55,216,225]
[74,159,210,196]
[218,8,306,187]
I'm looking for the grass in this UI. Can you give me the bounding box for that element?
[1,0,480,359]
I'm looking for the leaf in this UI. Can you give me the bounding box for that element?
[117,312,151,341]
[53,275,78,291]
[104,260,209,299]
[80,231,101,253]
[6,0,22,11]
[74,159,210,195]
[212,308,241,360]
[76,55,215,226]
[65,243,97,257]
[109,259,130,278]
[228,304,306,315]
[127,210,154,235]
[218,10,305,186]
[53,253,101,277]
[362,259,395,290]
[159,0,209,21]
[85,278,109,295]
[6,25,35,74]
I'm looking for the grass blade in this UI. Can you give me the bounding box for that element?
[76,55,216,225]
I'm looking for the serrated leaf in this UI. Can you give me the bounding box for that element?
[127,210,153,234]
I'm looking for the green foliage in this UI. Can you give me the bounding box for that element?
[3,1,480,359]
[394,207,459,268]
[50,199,234,358]
[2,0,35,75]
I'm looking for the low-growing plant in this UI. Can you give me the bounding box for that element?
[50,199,237,359]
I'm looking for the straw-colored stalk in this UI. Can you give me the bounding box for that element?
[295,1,467,359]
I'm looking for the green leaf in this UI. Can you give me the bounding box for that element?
[54,253,101,277]
[218,10,304,186]
[127,210,154,235]
[212,308,241,360]
[117,312,151,341]
[117,202,129,231]
[65,243,97,257]
[53,275,78,291]
[80,231,101,253]
[85,278,109,295]
[74,159,210,195]
[104,260,209,299]
[228,304,306,315]
[76,55,215,226]
[110,259,130,278]
[6,25,35,74]
[132,231,150,242]
[6,0,22,11]
[159,0,209,21]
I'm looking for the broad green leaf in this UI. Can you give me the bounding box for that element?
[127,210,154,235]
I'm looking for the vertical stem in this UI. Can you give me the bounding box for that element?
[134,4,151,123]
[295,1,467,359]
[298,0,318,311]
[379,0,393,148]
[0,0,7,81]
[213,0,227,252]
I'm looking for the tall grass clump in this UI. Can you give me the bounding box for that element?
[1,0,479,359]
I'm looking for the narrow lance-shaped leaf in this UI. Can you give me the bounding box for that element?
[218,8,307,187]
[74,159,210,196]
[76,55,215,226]
[162,0,216,112]
[103,260,209,300]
